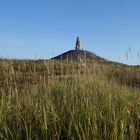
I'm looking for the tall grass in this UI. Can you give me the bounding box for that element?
[0,59,140,139]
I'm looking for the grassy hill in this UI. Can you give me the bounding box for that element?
[51,49,106,62]
[0,57,140,139]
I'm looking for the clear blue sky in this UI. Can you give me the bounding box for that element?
[0,0,140,65]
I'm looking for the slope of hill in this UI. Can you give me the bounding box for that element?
[51,49,106,62]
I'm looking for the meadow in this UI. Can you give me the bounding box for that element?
[0,59,140,140]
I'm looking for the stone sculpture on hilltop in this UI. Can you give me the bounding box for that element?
[75,37,80,50]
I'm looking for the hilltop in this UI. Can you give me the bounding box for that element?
[51,49,107,62]
[51,49,129,67]
[51,37,127,66]
[52,37,107,62]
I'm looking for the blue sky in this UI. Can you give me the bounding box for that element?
[0,0,140,65]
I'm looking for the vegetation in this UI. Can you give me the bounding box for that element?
[0,59,140,140]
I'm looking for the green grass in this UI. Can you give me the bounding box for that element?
[0,59,140,139]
